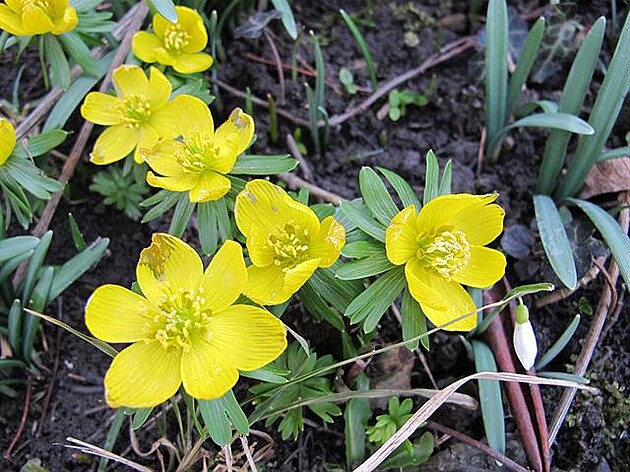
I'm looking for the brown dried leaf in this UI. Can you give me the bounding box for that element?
[580,156,630,199]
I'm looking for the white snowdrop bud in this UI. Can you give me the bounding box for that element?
[513,302,537,370]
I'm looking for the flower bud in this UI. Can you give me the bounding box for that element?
[513,303,537,370]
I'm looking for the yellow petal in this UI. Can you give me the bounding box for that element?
[136,233,203,303]
[22,5,54,34]
[149,96,187,139]
[80,92,122,126]
[146,171,199,192]
[112,65,149,98]
[210,304,287,371]
[105,341,182,408]
[180,338,238,399]
[173,52,213,74]
[386,205,418,265]
[85,285,152,342]
[137,125,161,159]
[199,240,247,313]
[235,179,318,238]
[245,228,276,267]
[214,108,255,171]
[141,139,185,176]
[174,95,214,138]
[405,259,476,332]
[90,124,138,165]
[453,246,506,288]
[0,5,25,36]
[52,5,77,34]
[175,6,208,53]
[153,48,177,67]
[0,118,16,165]
[245,258,320,305]
[132,31,161,63]
[309,216,345,267]
[418,194,502,245]
[189,171,231,202]
[147,66,171,109]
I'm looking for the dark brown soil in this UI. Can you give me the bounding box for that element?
[1,1,629,471]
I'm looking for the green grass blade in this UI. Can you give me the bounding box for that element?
[344,375,371,468]
[472,339,505,456]
[423,149,439,205]
[533,195,577,289]
[535,314,580,370]
[537,17,606,194]
[340,9,378,92]
[231,154,297,174]
[340,201,386,242]
[598,146,630,161]
[271,0,298,40]
[507,17,545,115]
[97,408,126,472]
[401,288,429,351]
[557,14,630,198]
[566,198,630,288]
[336,254,394,280]
[377,167,421,210]
[0,236,38,262]
[484,0,509,150]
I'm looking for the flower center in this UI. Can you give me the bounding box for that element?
[163,24,190,53]
[416,229,471,280]
[268,223,310,271]
[119,95,152,127]
[176,130,220,173]
[147,286,211,351]
[23,0,61,18]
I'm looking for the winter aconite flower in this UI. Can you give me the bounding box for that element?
[81,65,184,165]
[0,118,16,165]
[386,194,506,331]
[132,6,213,74]
[141,96,254,202]
[0,0,78,36]
[85,234,287,408]
[235,180,346,306]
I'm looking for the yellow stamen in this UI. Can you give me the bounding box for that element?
[176,130,220,173]
[119,95,152,127]
[416,229,471,280]
[267,222,311,270]
[163,24,190,53]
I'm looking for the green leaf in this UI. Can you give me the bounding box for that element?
[438,160,452,196]
[537,17,605,194]
[341,240,385,258]
[168,194,195,237]
[197,201,218,256]
[231,154,298,174]
[131,407,154,430]
[423,150,439,205]
[598,146,630,161]
[48,238,109,301]
[566,198,630,288]
[484,0,509,145]
[13,130,68,158]
[21,231,53,306]
[377,167,421,210]
[535,314,580,370]
[241,365,290,384]
[336,254,394,280]
[472,339,505,456]
[8,299,22,354]
[358,167,399,226]
[0,236,39,262]
[340,200,386,242]
[23,267,54,360]
[344,375,371,468]
[199,396,234,446]
[401,288,429,351]
[141,190,180,223]
[534,195,577,289]
[45,35,70,89]
[299,281,346,331]
[309,267,364,313]
[58,31,99,76]
[68,213,87,251]
[346,266,406,332]
[97,408,126,472]
[44,51,114,131]
[340,9,378,92]
[507,17,545,115]
[146,0,177,22]
[270,0,298,39]
[221,390,249,435]
[536,371,589,384]
[557,13,630,198]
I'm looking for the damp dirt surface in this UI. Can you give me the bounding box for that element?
[1,0,629,471]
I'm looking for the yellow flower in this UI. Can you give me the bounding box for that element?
[235,180,346,306]
[85,234,287,408]
[142,96,254,202]
[386,194,506,332]
[0,118,16,165]
[80,65,185,165]
[132,6,213,74]
[0,0,77,36]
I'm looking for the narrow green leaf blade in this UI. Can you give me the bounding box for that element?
[566,198,630,288]
[358,167,399,226]
[484,0,509,144]
[146,0,177,22]
[335,254,395,280]
[401,288,429,351]
[340,200,386,242]
[534,195,577,289]
[270,0,298,39]
[423,150,439,205]
[535,314,580,370]
[377,167,421,210]
[231,154,298,175]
